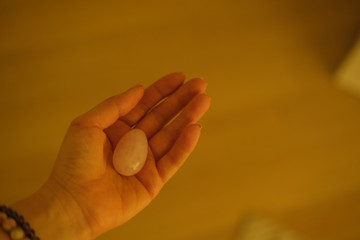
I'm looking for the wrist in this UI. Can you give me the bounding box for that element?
[10,180,91,240]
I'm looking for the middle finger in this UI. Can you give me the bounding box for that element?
[136,78,207,138]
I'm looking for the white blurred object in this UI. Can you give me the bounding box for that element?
[335,34,360,97]
[234,216,305,240]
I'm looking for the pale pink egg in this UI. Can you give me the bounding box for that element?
[112,129,148,176]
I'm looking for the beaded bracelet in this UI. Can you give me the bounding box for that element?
[0,205,39,240]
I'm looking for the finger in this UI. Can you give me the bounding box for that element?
[150,94,210,160]
[121,72,185,126]
[157,124,202,183]
[72,84,144,129]
[136,78,207,138]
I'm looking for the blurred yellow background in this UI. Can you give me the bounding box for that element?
[1,0,360,239]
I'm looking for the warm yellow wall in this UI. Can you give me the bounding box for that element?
[1,1,360,239]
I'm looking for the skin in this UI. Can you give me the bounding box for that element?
[3,73,210,240]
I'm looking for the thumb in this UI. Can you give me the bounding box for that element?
[72,84,144,129]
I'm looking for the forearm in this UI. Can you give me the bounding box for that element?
[9,180,91,240]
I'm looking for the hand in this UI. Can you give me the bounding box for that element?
[12,73,210,240]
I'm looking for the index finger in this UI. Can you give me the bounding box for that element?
[121,72,185,126]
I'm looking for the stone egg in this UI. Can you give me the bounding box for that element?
[112,129,148,176]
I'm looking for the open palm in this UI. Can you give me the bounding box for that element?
[49,72,210,239]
